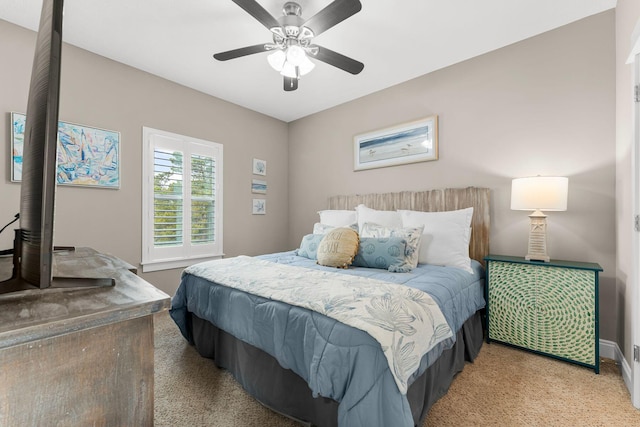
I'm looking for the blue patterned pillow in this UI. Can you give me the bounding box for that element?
[296,234,325,260]
[359,223,424,269]
[352,237,412,272]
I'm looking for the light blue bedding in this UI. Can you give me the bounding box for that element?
[170,251,485,427]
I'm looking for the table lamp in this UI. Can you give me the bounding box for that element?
[511,176,568,262]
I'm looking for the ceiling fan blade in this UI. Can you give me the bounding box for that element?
[232,0,280,30]
[312,45,364,75]
[213,44,268,61]
[284,76,298,91]
[303,0,362,36]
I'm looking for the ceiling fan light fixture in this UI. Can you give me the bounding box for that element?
[267,49,286,72]
[285,44,306,66]
[270,46,314,78]
[280,61,298,78]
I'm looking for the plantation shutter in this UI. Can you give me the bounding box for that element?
[154,148,184,247]
[142,127,223,272]
[190,154,216,244]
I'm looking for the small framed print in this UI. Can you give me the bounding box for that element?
[253,158,266,176]
[252,198,266,215]
[251,179,267,194]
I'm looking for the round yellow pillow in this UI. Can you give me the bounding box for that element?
[317,228,359,269]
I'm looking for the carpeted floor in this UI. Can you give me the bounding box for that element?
[154,311,640,426]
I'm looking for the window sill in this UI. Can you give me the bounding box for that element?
[141,254,224,273]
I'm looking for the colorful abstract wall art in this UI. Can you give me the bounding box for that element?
[11,112,120,188]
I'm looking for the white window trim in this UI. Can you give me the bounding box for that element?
[141,127,223,272]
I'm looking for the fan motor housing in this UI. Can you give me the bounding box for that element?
[282,2,302,16]
[279,1,305,36]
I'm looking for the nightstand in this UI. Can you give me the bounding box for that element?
[484,255,603,373]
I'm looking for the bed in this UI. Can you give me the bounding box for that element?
[170,187,490,427]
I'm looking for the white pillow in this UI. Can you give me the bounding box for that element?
[356,204,402,232]
[398,207,474,273]
[359,222,424,269]
[317,209,358,227]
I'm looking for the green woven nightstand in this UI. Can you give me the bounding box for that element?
[484,255,603,373]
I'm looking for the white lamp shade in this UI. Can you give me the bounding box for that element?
[297,54,315,76]
[280,61,297,78]
[286,45,306,66]
[268,46,314,79]
[511,176,568,211]
[267,50,286,72]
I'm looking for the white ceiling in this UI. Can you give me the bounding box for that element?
[0,0,616,122]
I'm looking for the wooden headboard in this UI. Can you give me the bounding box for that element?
[328,187,490,265]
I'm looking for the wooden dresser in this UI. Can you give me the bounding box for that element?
[0,247,170,426]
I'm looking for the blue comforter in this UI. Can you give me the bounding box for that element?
[170,251,485,427]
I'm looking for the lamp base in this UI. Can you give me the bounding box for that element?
[525,253,550,262]
[526,210,550,262]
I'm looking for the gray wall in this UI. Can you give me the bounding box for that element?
[288,12,617,341]
[0,20,290,295]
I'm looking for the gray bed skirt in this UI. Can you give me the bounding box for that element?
[189,310,484,427]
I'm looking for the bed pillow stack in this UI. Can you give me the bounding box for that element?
[298,205,474,273]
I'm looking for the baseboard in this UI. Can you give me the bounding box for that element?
[600,339,633,396]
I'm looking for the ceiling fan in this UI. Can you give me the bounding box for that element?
[214,0,364,91]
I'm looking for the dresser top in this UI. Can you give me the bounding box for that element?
[0,247,170,349]
[485,254,603,272]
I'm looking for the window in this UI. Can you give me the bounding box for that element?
[142,127,223,272]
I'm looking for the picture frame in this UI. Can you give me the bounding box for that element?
[10,112,25,182]
[252,158,266,176]
[251,179,267,194]
[10,112,120,188]
[353,115,438,171]
[252,198,266,215]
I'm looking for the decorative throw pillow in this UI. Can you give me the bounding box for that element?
[352,237,411,272]
[317,209,358,227]
[316,228,359,269]
[296,234,325,260]
[359,223,424,269]
[398,207,474,273]
[312,222,358,235]
[355,204,402,232]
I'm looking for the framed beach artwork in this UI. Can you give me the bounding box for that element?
[251,179,267,194]
[10,112,25,182]
[252,158,266,176]
[353,115,438,171]
[252,198,266,215]
[11,112,120,188]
